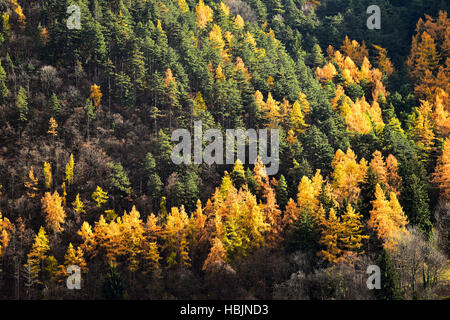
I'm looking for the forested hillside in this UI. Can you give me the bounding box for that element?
[0,0,449,300]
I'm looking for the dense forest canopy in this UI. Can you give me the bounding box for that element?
[0,0,449,300]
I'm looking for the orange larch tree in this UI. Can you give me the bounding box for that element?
[433,137,450,200]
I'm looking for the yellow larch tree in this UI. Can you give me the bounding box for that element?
[41,191,66,234]
[262,92,280,128]
[26,227,50,284]
[370,150,388,184]
[234,15,244,29]
[318,208,344,264]
[177,0,189,13]
[92,186,108,207]
[163,206,191,268]
[63,243,87,272]
[24,166,38,198]
[43,162,52,190]
[368,184,408,248]
[65,153,75,185]
[196,0,213,29]
[0,212,13,256]
[408,99,436,154]
[72,193,85,214]
[89,84,102,108]
[331,148,368,204]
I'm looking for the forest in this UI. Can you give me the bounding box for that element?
[0,0,449,300]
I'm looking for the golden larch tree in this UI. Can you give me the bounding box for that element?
[41,191,66,233]
[433,137,450,199]
[26,227,50,284]
[196,0,213,29]
[24,166,38,198]
[43,162,52,190]
[89,84,102,108]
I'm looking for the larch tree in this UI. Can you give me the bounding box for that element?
[41,191,66,234]
[163,206,191,269]
[202,237,227,274]
[433,137,450,200]
[331,148,368,204]
[340,36,368,66]
[24,166,38,198]
[43,162,52,190]
[65,154,75,185]
[26,227,50,284]
[63,243,87,272]
[72,194,85,214]
[196,0,213,29]
[0,212,13,256]
[318,208,344,264]
[47,117,58,136]
[92,186,108,207]
[90,84,102,108]
[368,184,408,248]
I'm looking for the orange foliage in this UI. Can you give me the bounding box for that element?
[340,36,368,66]
[368,185,408,248]
[433,137,450,200]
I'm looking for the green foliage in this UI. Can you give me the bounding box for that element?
[109,162,131,196]
[375,249,403,300]
[0,60,7,102]
[15,86,28,124]
[275,175,289,209]
[102,263,124,300]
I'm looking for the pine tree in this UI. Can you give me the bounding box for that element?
[16,86,28,125]
[0,60,8,102]
[84,98,95,140]
[49,93,60,117]
[375,249,402,300]
[102,263,124,300]
[275,175,289,209]
[231,159,246,190]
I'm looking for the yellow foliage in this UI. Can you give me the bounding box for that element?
[332,148,368,204]
[196,0,213,29]
[43,162,52,190]
[234,15,245,29]
[41,191,66,233]
[89,84,102,107]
